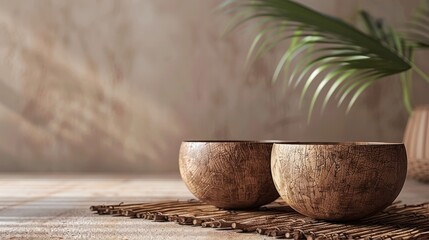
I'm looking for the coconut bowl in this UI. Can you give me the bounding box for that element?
[179,141,280,209]
[271,142,407,221]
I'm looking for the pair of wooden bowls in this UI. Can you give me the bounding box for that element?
[179,141,407,221]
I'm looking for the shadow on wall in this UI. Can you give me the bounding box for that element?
[0,0,276,173]
[0,1,186,172]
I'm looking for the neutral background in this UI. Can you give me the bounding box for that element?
[0,0,428,173]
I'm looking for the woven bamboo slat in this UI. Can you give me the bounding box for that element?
[90,199,429,239]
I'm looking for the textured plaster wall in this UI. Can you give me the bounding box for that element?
[0,0,427,173]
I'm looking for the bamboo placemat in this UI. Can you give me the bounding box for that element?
[90,199,429,239]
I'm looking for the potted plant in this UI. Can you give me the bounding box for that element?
[221,0,429,181]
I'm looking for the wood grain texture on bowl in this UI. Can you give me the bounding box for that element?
[271,142,407,221]
[179,141,279,209]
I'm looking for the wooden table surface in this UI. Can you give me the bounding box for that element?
[0,174,428,240]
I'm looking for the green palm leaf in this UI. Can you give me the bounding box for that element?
[405,1,429,48]
[221,0,412,118]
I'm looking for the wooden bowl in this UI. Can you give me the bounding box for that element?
[271,142,407,221]
[179,141,280,209]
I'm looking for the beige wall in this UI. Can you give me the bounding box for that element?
[0,0,427,173]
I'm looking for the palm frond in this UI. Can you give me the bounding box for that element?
[405,1,429,48]
[221,0,412,119]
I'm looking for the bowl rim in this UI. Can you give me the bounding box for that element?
[182,140,296,144]
[414,104,429,110]
[273,142,403,146]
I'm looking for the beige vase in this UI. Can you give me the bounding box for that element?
[403,105,429,182]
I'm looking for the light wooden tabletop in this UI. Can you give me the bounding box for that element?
[0,174,428,240]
